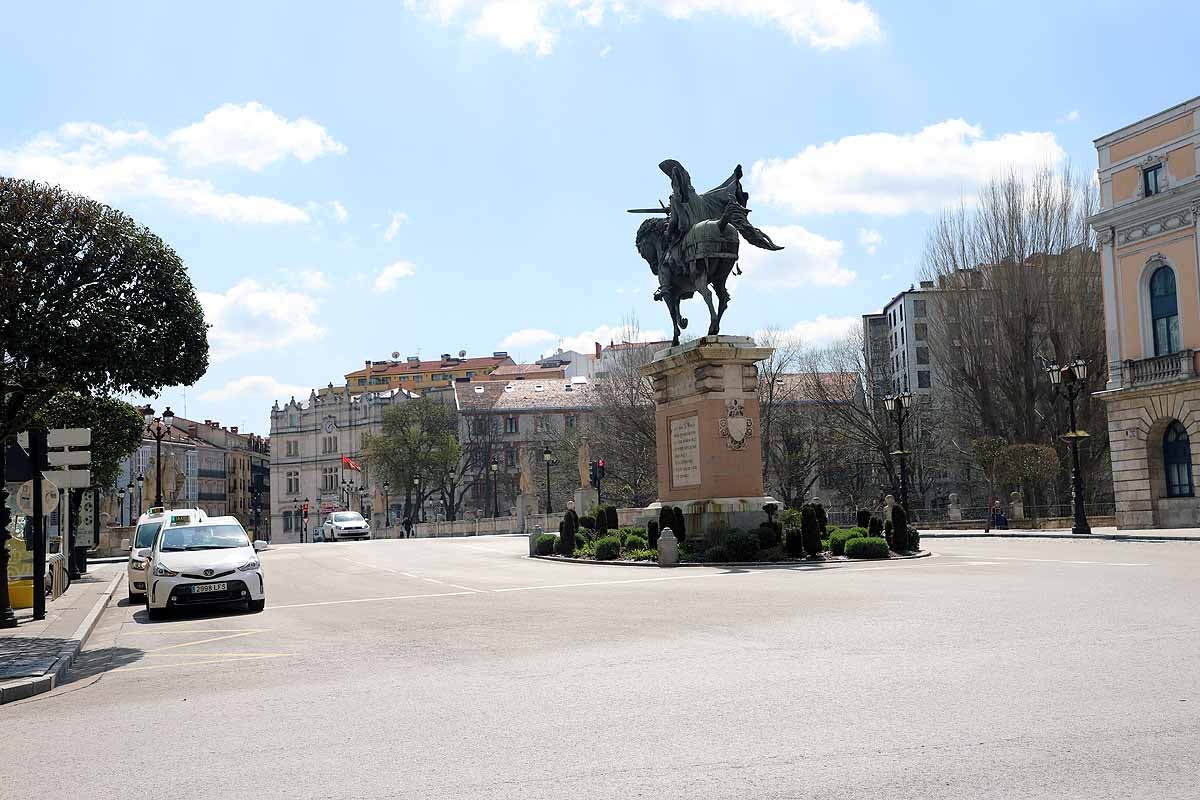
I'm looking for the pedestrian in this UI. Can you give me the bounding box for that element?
[402,515,413,539]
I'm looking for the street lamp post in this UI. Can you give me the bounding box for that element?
[882,392,913,512]
[412,475,422,523]
[543,448,554,515]
[118,486,127,526]
[141,405,174,508]
[490,459,499,519]
[1045,356,1092,535]
[383,481,390,529]
[136,473,144,518]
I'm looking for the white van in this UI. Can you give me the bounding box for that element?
[127,507,207,601]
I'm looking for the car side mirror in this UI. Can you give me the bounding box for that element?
[253,540,268,552]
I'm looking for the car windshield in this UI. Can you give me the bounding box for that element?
[333,512,363,523]
[158,524,250,552]
[134,521,163,548]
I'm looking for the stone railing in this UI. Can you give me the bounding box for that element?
[1123,349,1196,388]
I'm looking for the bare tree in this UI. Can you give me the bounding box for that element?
[922,167,1110,509]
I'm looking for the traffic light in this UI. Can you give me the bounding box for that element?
[302,501,309,519]
[588,460,598,487]
[597,459,606,480]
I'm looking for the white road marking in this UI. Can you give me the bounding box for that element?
[268,590,476,610]
[338,556,484,592]
[111,654,288,673]
[947,555,1148,567]
[148,631,263,652]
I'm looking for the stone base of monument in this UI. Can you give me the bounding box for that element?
[515,493,538,531]
[573,487,599,516]
[640,335,779,545]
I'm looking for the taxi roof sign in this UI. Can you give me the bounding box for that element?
[147,507,165,516]
[170,514,192,525]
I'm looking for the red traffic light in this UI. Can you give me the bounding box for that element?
[597,459,605,467]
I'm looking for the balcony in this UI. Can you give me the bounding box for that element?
[198,468,225,479]
[197,491,226,502]
[1121,349,1197,388]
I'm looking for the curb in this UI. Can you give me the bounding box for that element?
[921,532,1200,542]
[0,570,124,705]
[532,551,931,568]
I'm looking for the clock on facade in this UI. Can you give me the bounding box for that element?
[323,418,335,433]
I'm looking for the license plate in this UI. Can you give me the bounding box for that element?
[192,582,228,593]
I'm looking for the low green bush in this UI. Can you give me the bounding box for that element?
[623,534,648,552]
[626,548,657,561]
[784,527,803,557]
[579,515,596,531]
[780,508,802,530]
[844,536,890,559]
[704,545,730,563]
[534,534,557,556]
[617,526,648,545]
[760,544,786,562]
[725,530,761,561]
[594,534,622,561]
[574,538,596,558]
[756,521,781,549]
[829,526,870,556]
[908,527,921,552]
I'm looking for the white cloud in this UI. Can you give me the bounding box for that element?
[750,119,1065,216]
[384,210,410,241]
[168,102,346,171]
[737,224,855,288]
[1059,109,1080,124]
[781,314,859,346]
[599,44,612,57]
[200,279,325,361]
[200,375,312,403]
[411,0,879,55]
[298,270,330,290]
[374,261,417,291]
[0,120,311,224]
[858,227,882,255]
[499,328,559,349]
[331,200,349,222]
[471,0,557,56]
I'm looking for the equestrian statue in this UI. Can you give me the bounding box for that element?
[631,160,783,346]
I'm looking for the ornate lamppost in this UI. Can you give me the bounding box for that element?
[412,475,423,523]
[543,447,555,515]
[118,485,127,526]
[882,392,913,511]
[1045,356,1091,535]
[141,405,174,507]
[490,459,499,518]
[383,481,390,528]
[136,472,144,518]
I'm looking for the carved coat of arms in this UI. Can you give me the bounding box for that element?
[718,398,753,450]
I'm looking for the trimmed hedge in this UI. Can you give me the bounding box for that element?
[844,536,890,559]
[704,545,729,563]
[784,527,804,557]
[594,534,622,561]
[725,530,761,561]
[829,526,869,556]
[617,526,648,546]
[756,521,781,549]
[580,515,596,531]
[605,505,619,530]
[647,520,660,550]
[623,534,648,552]
[534,534,557,556]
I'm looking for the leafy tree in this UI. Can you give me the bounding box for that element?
[0,178,208,440]
[363,397,460,519]
[971,436,1007,531]
[995,443,1060,523]
[29,394,143,488]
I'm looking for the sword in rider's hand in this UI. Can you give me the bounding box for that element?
[626,200,669,214]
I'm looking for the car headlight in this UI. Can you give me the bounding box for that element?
[130,558,147,570]
[152,562,178,577]
[238,559,261,572]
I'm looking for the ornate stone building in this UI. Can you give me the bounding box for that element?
[1091,96,1200,528]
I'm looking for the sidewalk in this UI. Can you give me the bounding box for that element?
[921,525,1200,542]
[0,563,123,704]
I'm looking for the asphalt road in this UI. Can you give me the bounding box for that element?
[2,535,1197,799]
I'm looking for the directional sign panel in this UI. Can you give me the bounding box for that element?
[48,428,91,448]
[48,450,92,467]
[48,468,91,488]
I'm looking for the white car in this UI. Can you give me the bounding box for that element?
[145,516,267,620]
[127,507,207,602]
[320,511,371,542]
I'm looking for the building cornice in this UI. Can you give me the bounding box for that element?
[1093,96,1200,147]
[1089,180,1200,235]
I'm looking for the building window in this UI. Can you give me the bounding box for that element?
[1150,265,1180,356]
[1143,164,1163,197]
[321,467,339,492]
[286,471,299,494]
[1164,421,1194,497]
[899,304,904,322]
[286,440,299,457]
[505,447,516,467]
[917,370,931,389]
[283,511,293,532]
[565,415,576,429]
[504,416,518,434]
[914,322,928,341]
[916,346,929,365]
[913,299,927,318]
[357,378,366,386]
[414,375,423,383]
[321,435,338,454]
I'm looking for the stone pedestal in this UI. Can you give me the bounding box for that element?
[640,335,778,543]
[515,493,538,531]
[573,487,599,516]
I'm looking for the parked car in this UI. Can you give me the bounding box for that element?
[127,507,207,602]
[144,515,267,620]
[320,511,371,542]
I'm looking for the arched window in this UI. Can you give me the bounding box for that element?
[1163,421,1194,497]
[1150,266,1180,356]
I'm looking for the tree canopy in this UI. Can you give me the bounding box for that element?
[0,178,209,439]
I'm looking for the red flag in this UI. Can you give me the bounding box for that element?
[342,455,362,471]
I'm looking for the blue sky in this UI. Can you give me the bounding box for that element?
[4,0,1199,434]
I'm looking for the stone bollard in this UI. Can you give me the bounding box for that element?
[528,525,543,557]
[948,492,962,521]
[1010,491,1024,520]
[658,526,678,568]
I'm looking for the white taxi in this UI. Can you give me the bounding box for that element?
[145,516,267,620]
[127,508,207,602]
